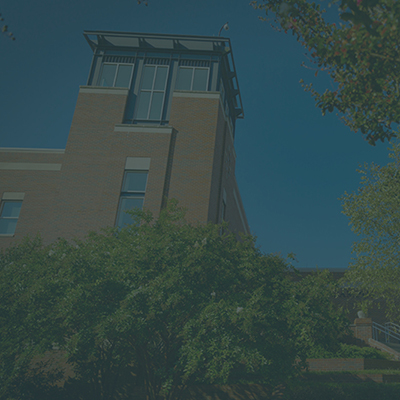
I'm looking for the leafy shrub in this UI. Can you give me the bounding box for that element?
[283,382,400,400]
[307,343,392,360]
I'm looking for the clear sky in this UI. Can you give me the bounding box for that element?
[0,0,394,269]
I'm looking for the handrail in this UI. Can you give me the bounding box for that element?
[373,321,400,344]
[385,321,400,333]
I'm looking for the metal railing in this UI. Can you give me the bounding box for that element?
[372,321,400,345]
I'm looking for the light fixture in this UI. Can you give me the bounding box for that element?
[218,22,229,37]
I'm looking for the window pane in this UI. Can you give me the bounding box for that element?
[115,65,133,88]
[141,66,155,90]
[192,68,208,91]
[117,197,144,228]
[154,67,168,90]
[0,219,17,234]
[149,92,164,120]
[99,64,117,87]
[176,68,192,90]
[1,202,22,218]
[136,91,151,119]
[123,172,148,192]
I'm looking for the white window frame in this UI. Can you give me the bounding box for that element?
[0,200,22,235]
[116,170,148,228]
[177,66,210,91]
[99,63,134,88]
[136,64,170,121]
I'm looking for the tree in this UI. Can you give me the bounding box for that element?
[286,268,351,359]
[252,0,400,145]
[0,12,15,41]
[0,200,293,399]
[0,199,350,400]
[339,138,400,322]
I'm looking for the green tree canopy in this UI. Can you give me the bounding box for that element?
[0,199,349,400]
[0,12,15,41]
[339,139,400,322]
[252,0,400,145]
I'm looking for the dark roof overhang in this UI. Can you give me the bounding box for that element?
[83,30,244,119]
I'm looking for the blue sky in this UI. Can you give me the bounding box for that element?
[0,0,393,268]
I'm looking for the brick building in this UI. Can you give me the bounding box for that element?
[0,31,250,250]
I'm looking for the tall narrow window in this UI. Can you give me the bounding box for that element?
[116,171,148,228]
[176,67,209,91]
[135,65,169,121]
[99,63,134,88]
[219,189,227,236]
[220,79,230,120]
[221,198,226,222]
[0,201,22,235]
[225,145,231,177]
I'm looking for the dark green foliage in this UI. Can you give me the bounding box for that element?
[307,343,393,359]
[283,381,400,400]
[287,269,352,364]
[339,139,400,322]
[0,12,15,40]
[0,199,352,399]
[0,200,294,399]
[252,0,400,145]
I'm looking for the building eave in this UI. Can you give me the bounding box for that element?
[83,30,244,119]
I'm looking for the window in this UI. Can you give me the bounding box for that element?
[99,63,134,88]
[219,189,227,236]
[116,171,148,229]
[176,67,209,91]
[135,65,169,121]
[0,201,22,235]
[221,198,226,222]
[225,144,231,177]
[220,79,230,119]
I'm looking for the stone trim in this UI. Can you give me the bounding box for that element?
[114,125,173,134]
[0,148,64,153]
[173,91,220,99]
[125,157,151,170]
[2,192,25,200]
[0,162,62,171]
[79,86,129,95]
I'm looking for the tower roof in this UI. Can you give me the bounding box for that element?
[83,30,244,119]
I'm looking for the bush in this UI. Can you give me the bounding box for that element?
[283,381,400,400]
[307,343,392,360]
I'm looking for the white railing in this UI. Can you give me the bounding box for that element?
[372,321,400,344]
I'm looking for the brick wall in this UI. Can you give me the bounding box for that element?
[352,318,373,343]
[303,358,400,372]
[0,149,64,249]
[54,87,172,243]
[1,88,250,250]
[168,93,220,226]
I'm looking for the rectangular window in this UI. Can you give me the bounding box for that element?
[220,79,230,119]
[221,199,226,221]
[219,189,227,236]
[116,171,148,229]
[99,63,134,88]
[225,144,231,177]
[176,67,209,91]
[135,65,169,121]
[0,201,22,235]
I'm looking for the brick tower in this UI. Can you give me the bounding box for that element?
[0,31,250,249]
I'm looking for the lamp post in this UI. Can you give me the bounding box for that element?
[218,22,229,36]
